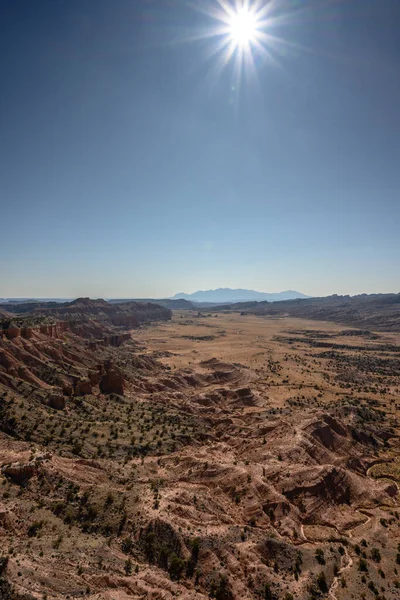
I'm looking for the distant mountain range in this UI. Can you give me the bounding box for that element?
[172,288,310,304]
[1,290,310,308]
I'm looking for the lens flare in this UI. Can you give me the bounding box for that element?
[178,0,310,95]
[228,7,259,46]
[182,0,288,89]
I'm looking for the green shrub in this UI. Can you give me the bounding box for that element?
[358,558,368,572]
[121,537,133,554]
[210,574,232,600]
[186,538,200,577]
[317,572,328,593]
[168,553,185,581]
[28,520,44,537]
[0,557,8,575]
[371,548,381,563]
[124,559,132,575]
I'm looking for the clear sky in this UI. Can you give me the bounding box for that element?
[1,0,399,299]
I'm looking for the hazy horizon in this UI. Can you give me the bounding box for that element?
[1,0,399,298]
[1,286,400,302]
[1,283,400,304]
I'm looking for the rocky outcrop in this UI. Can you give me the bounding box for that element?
[4,325,20,339]
[2,453,51,484]
[74,379,92,396]
[88,332,131,350]
[104,333,131,346]
[109,315,139,328]
[39,322,68,338]
[48,393,66,410]
[99,361,124,395]
[2,461,37,483]
[62,383,73,396]
[88,369,100,386]
[21,327,34,339]
[0,319,67,340]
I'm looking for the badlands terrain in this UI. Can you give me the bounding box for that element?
[0,300,399,599]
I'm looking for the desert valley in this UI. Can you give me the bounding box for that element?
[0,295,399,599]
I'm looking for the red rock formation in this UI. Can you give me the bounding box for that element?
[88,369,100,386]
[104,333,131,347]
[109,315,139,328]
[21,327,34,339]
[99,361,124,395]
[74,379,92,396]
[39,322,68,338]
[2,461,37,483]
[62,383,73,396]
[5,325,21,339]
[48,394,66,410]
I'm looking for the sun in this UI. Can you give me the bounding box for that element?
[228,7,259,47]
[183,0,296,89]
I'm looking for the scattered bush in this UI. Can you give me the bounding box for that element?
[317,571,328,594]
[358,558,368,572]
[28,520,44,537]
[371,548,381,563]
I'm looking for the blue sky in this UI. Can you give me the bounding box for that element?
[1,0,399,298]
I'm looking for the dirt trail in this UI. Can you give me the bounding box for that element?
[345,508,373,539]
[328,547,353,600]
